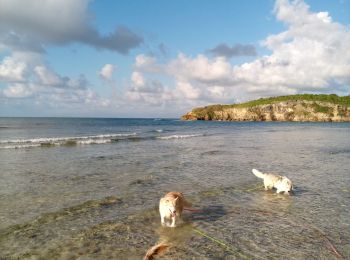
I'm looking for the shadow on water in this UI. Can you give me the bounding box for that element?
[291,186,322,197]
[187,205,227,222]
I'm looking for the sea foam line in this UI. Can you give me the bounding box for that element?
[2,144,42,149]
[0,133,137,144]
[157,134,204,140]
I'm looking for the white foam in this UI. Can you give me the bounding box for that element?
[0,133,137,149]
[0,133,137,144]
[1,144,42,149]
[77,139,112,145]
[157,134,203,140]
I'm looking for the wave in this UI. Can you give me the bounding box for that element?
[152,129,174,133]
[0,133,137,149]
[2,144,42,149]
[0,132,206,149]
[0,133,136,144]
[157,134,204,140]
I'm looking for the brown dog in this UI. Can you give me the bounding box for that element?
[159,192,192,227]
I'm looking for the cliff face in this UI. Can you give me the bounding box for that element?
[182,100,350,122]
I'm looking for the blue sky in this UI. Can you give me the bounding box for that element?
[0,0,349,117]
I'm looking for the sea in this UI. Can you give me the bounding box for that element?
[0,117,349,259]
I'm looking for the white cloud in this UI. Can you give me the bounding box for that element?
[99,64,115,81]
[0,51,108,110]
[3,83,33,98]
[135,54,159,72]
[34,66,62,86]
[248,0,350,90]
[175,80,201,100]
[0,0,120,114]
[127,0,350,112]
[0,56,28,81]
[168,54,234,84]
[2,0,349,117]
[131,71,145,87]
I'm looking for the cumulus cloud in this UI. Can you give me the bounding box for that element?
[128,0,350,112]
[0,51,108,112]
[125,79,172,106]
[168,54,235,84]
[0,0,142,54]
[131,71,145,87]
[2,0,350,117]
[0,56,28,82]
[34,66,63,86]
[250,0,350,90]
[99,64,115,81]
[2,83,34,98]
[0,1,129,114]
[208,43,257,58]
[127,53,235,108]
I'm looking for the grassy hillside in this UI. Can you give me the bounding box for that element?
[191,94,350,118]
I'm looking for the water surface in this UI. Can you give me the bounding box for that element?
[0,118,349,259]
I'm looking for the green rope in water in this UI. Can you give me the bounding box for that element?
[193,227,239,255]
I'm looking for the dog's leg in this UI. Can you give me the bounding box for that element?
[170,216,176,227]
[160,214,166,226]
[264,184,271,190]
[264,180,269,190]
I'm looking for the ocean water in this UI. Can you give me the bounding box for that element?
[0,118,349,259]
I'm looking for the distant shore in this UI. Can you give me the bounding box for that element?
[181,94,350,122]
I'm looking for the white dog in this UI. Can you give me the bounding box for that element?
[159,192,192,227]
[252,169,293,194]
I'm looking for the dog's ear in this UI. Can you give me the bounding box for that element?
[174,197,178,202]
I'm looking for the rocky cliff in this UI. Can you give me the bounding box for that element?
[181,94,350,122]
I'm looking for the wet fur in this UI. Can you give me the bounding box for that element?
[159,192,192,227]
[144,243,170,260]
[252,169,293,194]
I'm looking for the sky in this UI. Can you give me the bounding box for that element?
[0,0,349,118]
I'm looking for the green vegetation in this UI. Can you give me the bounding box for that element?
[191,94,350,116]
[311,103,333,114]
[233,94,350,108]
[192,104,224,120]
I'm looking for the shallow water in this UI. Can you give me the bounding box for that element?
[0,118,349,259]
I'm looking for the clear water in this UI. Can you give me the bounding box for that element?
[0,118,349,259]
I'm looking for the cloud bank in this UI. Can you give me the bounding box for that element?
[125,0,350,112]
[0,0,140,115]
[0,0,143,54]
[1,0,349,117]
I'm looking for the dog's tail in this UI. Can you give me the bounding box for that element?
[144,243,169,260]
[252,169,265,179]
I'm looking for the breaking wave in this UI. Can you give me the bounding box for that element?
[0,133,137,149]
[0,132,206,149]
[157,134,204,140]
